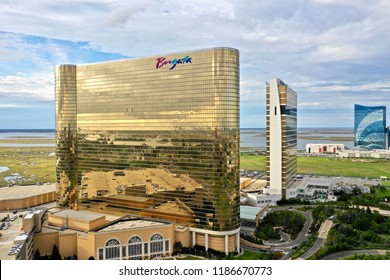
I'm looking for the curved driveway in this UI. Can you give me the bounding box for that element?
[300,219,333,259]
[241,207,313,259]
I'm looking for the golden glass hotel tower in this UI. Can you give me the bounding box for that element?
[55,48,240,253]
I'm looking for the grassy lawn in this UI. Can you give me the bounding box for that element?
[234,250,265,260]
[240,155,390,178]
[298,157,390,178]
[234,250,282,260]
[382,181,390,187]
[240,155,266,170]
[0,147,56,186]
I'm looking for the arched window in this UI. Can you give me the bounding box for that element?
[128,236,143,259]
[105,238,121,259]
[150,233,164,255]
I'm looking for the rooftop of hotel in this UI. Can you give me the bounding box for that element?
[95,217,170,232]
[240,205,268,221]
[288,175,380,190]
[50,209,105,222]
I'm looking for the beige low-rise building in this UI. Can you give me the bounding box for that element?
[33,214,175,260]
[27,209,239,260]
[48,209,106,231]
[0,184,55,210]
[338,149,390,159]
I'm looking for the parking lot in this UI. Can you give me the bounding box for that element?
[0,210,23,260]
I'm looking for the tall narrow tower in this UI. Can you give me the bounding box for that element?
[266,79,297,198]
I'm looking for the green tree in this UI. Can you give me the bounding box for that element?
[50,244,62,260]
[174,241,183,255]
[33,249,41,260]
[353,217,371,231]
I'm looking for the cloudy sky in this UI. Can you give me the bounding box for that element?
[0,0,389,128]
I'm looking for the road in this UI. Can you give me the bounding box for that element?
[243,208,313,259]
[265,209,312,246]
[300,238,325,259]
[240,207,315,259]
[321,249,390,260]
[300,219,333,259]
[241,244,270,253]
[318,219,333,239]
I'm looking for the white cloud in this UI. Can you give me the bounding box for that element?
[308,81,390,93]
[104,5,146,28]
[0,73,54,101]
[0,0,389,127]
[299,102,322,108]
[0,104,23,108]
[311,44,362,62]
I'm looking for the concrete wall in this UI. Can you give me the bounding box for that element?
[77,233,96,260]
[195,233,238,253]
[0,192,55,210]
[34,231,59,256]
[268,80,283,196]
[23,216,35,233]
[175,228,191,248]
[59,232,77,258]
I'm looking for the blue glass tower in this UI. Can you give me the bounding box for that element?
[387,127,390,150]
[354,104,386,149]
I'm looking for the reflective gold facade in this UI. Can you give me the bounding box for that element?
[55,48,240,234]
